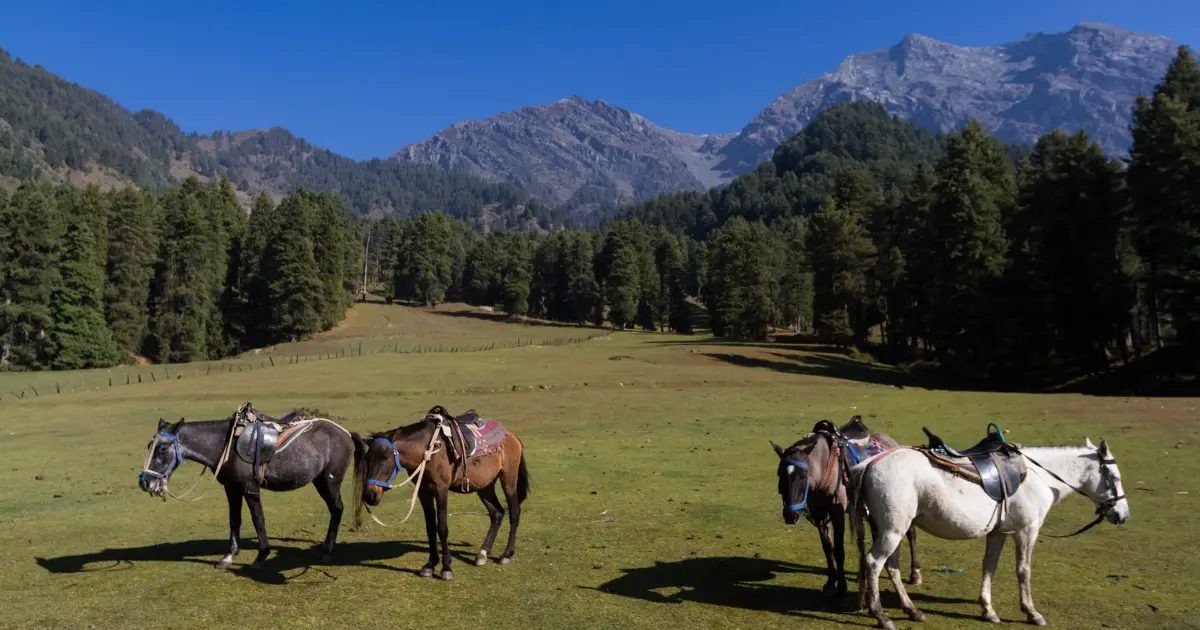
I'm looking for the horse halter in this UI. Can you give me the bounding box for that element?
[367,437,404,489]
[782,458,812,514]
[140,432,184,484]
[1022,449,1126,538]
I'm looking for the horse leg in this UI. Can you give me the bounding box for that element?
[906,526,922,585]
[243,493,271,569]
[215,485,243,569]
[1014,529,1046,626]
[817,520,838,594]
[832,505,848,598]
[862,523,905,630]
[978,531,1007,623]
[313,472,343,561]
[419,490,437,578]
[498,465,521,564]
[475,483,505,566]
[435,485,453,580]
[885,535,924,623]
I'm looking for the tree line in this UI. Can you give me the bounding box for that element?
[5,46,1197,389]
[0,177,359,370]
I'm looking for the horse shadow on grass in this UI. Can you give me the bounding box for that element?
[583,556,977,626]
[34,537,470,586]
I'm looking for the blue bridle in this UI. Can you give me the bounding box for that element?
[366,437,403,489]
[140,432,184,484]
[783,458,811,513]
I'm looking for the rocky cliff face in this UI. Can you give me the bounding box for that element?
[392,96,734,210]
[714,22,1178,176]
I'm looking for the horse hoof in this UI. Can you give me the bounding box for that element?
[419,567,434,578]
[878,621,897,630]
[215,558,233,570]
[475,555,488,567]
[907,610,926,623]
[909,570,923,586]
[499,556,511,565]
[441,570,453,581]
[983,613,1001,624]
[1028,614,1047,627]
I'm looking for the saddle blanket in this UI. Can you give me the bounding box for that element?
[845,439,886,466]
[462,420,507,458]
[274,420,318,455]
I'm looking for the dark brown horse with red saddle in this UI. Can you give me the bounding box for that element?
[770,416,921,598]
[353,405,529,581]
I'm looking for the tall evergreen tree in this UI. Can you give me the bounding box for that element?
[0,182,64,369]
[311,191,351,327]
[1006,130,1134,376]
[1128,46,1200,350]
[406,211,454,306]
[775,216,814,334]
[808,199,876,345]
[104,188,160,354]
[706,218,780,340]
[565,231,600,325]
[927,120,1017,369]
[46,222,120,369]
[498,232,533,316]
[597,222,642,329]
[261,193,324,341]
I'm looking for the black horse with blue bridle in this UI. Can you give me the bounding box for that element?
[139,403,361,570]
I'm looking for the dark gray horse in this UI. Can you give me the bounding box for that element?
[138,413,358,569]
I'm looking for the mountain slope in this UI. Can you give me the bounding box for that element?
[715,22,1177,176]
[392,96,734,215]
[0,47,547,227]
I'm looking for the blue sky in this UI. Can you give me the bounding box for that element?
[1,0,1196,160]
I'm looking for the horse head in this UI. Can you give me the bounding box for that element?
[1086,437,1129,525]
[139,418,186,498]
[770,434,835,525]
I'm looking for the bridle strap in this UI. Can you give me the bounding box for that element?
[1019,450,1123,538]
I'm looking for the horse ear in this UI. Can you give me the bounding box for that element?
[157,418,168,430]
[1085,437,1096,449]
[1099,439,1109,455]
[770,440,784,458]
[172,418,186,432]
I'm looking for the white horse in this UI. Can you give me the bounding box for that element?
[849,437,1129,629]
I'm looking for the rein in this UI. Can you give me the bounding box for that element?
[363,428,443,527]
[1018,449,1125,538]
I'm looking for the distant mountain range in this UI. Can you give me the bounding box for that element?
[0,22,1182,222]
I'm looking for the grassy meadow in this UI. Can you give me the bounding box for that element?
[0,302,1197,629]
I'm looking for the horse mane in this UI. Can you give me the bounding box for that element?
[373,415,437,443]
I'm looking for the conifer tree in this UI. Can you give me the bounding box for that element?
[146,183,221,363]
[776,216,814,334]
[598,223,642,329]
[104,188,160,353]
[47,222,120,369]
[261,194,324,341]
[1128,46,1200,349]
[927,120,1016,367]
[0,182,64,369]
[565,232,600,325]
[706,218,779,340]
[808,199,876,344]
[498,232,533,316]
[311,191,351,327]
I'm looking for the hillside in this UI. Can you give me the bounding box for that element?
[0,48,548,226]
[714,22,1178,176]
[393,96,735,218]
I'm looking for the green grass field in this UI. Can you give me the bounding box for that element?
[1,303,1197,629]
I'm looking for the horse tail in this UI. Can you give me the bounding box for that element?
[847,461,868,539]
[350,432,368,531]
[516,438,531,505]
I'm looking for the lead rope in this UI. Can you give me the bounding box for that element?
[141,435,210,502]
[365,430,444,527]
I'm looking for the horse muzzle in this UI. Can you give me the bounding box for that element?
[363,485,384,506]
[782,507,804,525]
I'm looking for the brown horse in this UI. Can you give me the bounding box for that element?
[770,416,921,598]
[352,405,530,580]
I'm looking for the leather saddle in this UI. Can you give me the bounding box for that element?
[231,402,307,492]
[922,424,1026,503]
[425,406,486,461]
